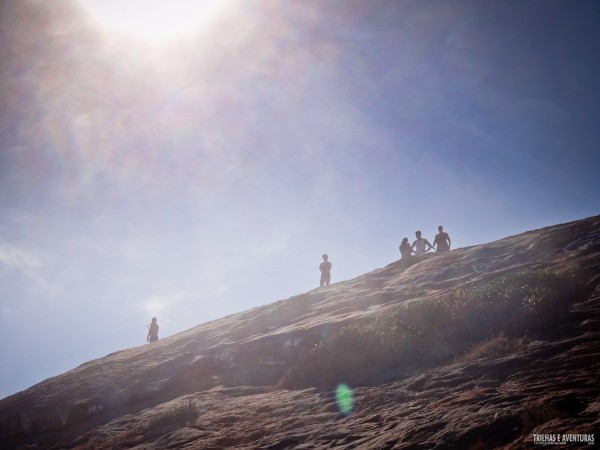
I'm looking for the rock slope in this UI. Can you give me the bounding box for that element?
[1,215,599,449]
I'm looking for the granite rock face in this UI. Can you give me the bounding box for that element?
[1,216,599,449]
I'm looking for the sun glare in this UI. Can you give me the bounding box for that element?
[79,0,223,40]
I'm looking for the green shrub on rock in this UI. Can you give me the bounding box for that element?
[282,269,580,389]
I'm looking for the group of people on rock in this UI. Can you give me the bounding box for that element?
[399,225,451,259]
[318,225,452,291]
[147,226,452,343]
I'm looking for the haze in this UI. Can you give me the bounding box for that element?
[1,0,599,399]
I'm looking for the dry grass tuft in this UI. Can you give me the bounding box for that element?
[455,333,526,364]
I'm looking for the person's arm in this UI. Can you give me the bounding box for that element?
[427,240,434,251]
[447,234,452,248]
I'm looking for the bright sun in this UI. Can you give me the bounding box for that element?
[79,0,223,41]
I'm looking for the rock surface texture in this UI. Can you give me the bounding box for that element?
[1,216,599,449]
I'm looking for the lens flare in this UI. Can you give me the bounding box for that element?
[335,383,354,415]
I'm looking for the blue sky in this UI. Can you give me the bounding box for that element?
[1,0,599,399]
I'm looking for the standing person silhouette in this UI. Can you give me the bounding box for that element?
[319,254,332,287]
[399,237,414,259]
[147,317,159,342]
[412,231,433,255]
[433,225,451,252]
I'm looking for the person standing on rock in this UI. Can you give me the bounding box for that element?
[319,254,332,287]
[412,231,433,255]
[147,317,159,342]
[433,225,451,252]
[399,237,414,259]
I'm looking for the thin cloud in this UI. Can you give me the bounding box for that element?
[0,242,41,273]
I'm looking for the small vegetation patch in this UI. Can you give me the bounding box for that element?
[455,333,525,364]
[146,399,199,433]
[283,269,579,389]
[521,403,563,433]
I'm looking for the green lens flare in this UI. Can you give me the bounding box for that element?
[335,383,354,415]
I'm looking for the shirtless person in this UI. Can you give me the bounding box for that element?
[412,231,433,255]
[433,225,451,252]
[319,254,332,287]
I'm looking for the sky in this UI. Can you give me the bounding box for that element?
[1,0,599,399]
